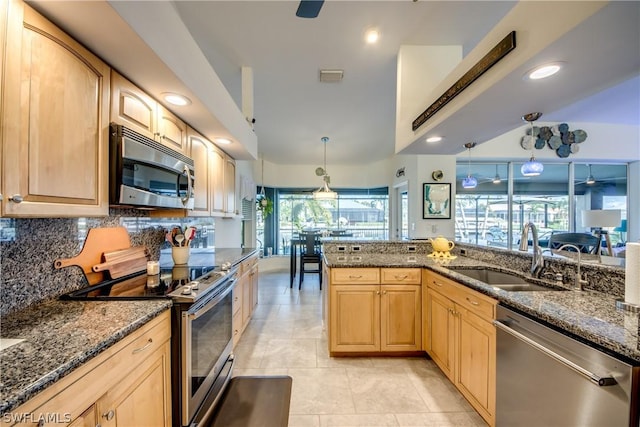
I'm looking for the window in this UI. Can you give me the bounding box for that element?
[456,162,628,251]
[259,188,389,255]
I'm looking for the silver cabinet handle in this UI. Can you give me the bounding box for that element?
[432,280,443,287]
[349,275,363,279]
[394,275,408,280]
[132,338,153,354]
[466,297,479,306]
[494,319,617,387]
[102,410,115,421]
[8,194,23,203]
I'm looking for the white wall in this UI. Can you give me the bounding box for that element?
[469,122,640,162]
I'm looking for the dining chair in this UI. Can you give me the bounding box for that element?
[548,232,600,254]
[299,232,322,289]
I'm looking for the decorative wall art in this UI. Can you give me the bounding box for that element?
[423,183,451,219]
[521,123,588,158]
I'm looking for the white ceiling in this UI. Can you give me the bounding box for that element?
[27,1,640,166]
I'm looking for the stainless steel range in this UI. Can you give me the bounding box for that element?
[61,265,238,427]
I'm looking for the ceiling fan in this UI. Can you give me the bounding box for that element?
[296,0,324,18]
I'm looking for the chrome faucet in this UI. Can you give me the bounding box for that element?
[519,222,544,278]
[554,244,588,291]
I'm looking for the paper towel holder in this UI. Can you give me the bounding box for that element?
[615,299,640,313]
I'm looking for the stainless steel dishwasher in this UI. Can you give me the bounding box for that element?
[495,305,639,427]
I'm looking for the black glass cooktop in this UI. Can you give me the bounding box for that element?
[60,265,217,300]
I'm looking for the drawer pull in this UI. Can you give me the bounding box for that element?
[349,275,363,279]
[132,338,153,354]
[394,274,408,280]
[102,410,115,421]
[432,280,444,287]
[466,297,480,306]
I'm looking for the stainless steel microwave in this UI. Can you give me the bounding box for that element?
[109,123,195,209]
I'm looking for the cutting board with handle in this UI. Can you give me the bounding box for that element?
[92,246,149,279]
[54,227,131,284]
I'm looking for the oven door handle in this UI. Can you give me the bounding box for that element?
[188,279,235,320]
[494,319,617,387]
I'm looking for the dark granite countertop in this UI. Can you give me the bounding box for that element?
[0,299,172,415]
[324,253,640,364]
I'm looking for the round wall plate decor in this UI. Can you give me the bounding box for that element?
[432,170,444,181]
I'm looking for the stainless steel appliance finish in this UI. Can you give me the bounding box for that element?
[109,123,195,209]
[495,305,639,427]
[171,268,238,427]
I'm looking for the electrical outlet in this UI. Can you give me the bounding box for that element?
[408,246,416,252]
[352,245,361,252]
[431,224,438,233]
[337,246,346,252]
[460,249,467,256]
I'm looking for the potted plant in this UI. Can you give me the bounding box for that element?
[256,195,273,218]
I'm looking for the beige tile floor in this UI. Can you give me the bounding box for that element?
[233,270,488,427]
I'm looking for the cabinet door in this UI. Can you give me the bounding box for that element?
[188,129,212,216]
[250,264,259,312]
[97,341,171,427]
[224,155,236,214]
[68,405,97,427]
[425,289,456,381]
[210,147,225,214]
[2,1,109,217]
[457,307,496,424]
[110,71,157,140]
[241,270,252,328]
[380,285,421,351]
[330,285,380,352]
[156,105,187,153]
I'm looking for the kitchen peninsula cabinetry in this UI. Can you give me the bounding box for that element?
[1,311,172,427]
[424,270,497,427]
[232,254,259,347]
[111,71,187,154]
[328,267,421,354]
[1,0,110,217]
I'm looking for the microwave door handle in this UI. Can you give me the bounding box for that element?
[181,165,193,206]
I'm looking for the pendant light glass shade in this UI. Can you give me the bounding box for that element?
[521,157,544,176]
[521,112,544,177]
[461,142,477,189]
[313,137,337,200]
[462,176,478,188]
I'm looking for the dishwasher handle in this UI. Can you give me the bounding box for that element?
[494,319,617,387]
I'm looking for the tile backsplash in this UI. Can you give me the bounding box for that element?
[0,210,214,316]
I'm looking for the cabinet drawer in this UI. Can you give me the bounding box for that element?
[331,268,380,284]
[117,312,172,369]
[381,268,421,284]
[425,271,459,295]
[457,287,495,320]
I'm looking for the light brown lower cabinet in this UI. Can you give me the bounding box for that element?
[2,311,171,427]
[328,267,421,354]
[232,254,259,347]
[424,270,496,427]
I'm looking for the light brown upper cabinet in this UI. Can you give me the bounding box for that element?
[224,154,237,215]
[187,126,235,217]
[111,71,187,154]
[1,0,110,217]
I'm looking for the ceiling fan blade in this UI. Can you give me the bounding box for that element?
[296,0,324,18]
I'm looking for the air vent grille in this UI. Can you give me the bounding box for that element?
[319,69,344,83]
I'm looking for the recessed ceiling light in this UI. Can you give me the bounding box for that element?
[216,138,232,145]
[426,136,443,143]
[162,92,191,106]
[365,29,379,44]
[525,62,563,80]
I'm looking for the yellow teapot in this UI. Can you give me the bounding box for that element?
[427,236,455,253]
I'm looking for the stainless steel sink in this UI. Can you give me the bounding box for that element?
[450,268,566,291]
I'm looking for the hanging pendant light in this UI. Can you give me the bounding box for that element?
[520,112,544,177]
[586,164,596,185]
[462,142,477,189]
[313,137,337,200]
[492,164,502,184]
